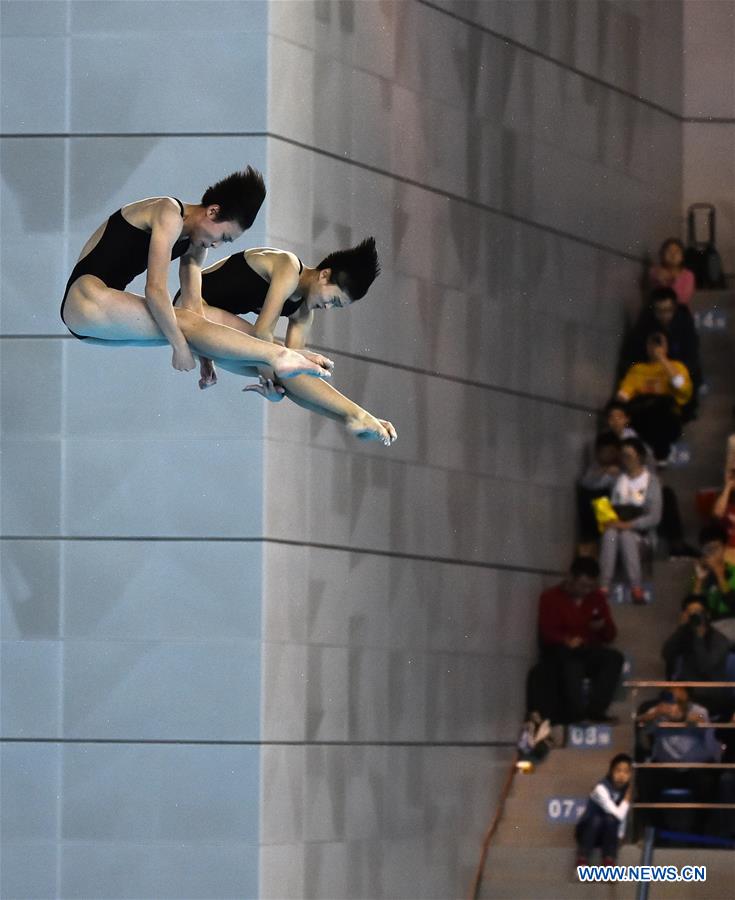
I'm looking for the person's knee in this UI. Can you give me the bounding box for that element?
[174,307,199,331]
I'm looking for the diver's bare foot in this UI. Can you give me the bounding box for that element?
[301,349,335,372]
[345,414,396,446]
[198,358,218,390]
[272,347,333,379]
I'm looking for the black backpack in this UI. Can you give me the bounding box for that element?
[684,203,726,289]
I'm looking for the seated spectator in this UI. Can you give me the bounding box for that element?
[648,237,695,306]
[692,523,735,621]
[575,753,632,866]
[599,438,662,603]
[526,557,623,724]
[577,432,621,552]
[616,333,692,464]
[619,287,702,420]
[662,596,732,717]
[712,462,735,565]
[636,686,721,832]
[603,401,696,558]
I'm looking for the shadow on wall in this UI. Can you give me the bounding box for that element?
[1,137,156,236]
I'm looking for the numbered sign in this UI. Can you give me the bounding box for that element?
[669,442,691,467]
[568,724,613,749]
[547,796,587,824]
[695,310,727,331]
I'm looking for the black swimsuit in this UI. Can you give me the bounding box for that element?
[60,198,191,339]
[173,252,305,319]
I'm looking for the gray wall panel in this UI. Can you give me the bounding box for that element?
[265,141,640,404]
[428,0,684,115]
[267,4,683,257]
[258,2,687,895]
[259,744,514,900]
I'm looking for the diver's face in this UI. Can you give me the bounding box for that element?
[309,269,353,310]
[192,207,242,250]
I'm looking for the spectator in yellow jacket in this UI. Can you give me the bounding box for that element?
[616,333,692,465]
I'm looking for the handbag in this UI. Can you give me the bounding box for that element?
[684,203,726,289]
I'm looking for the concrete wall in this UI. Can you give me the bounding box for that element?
[1,2,692,899]
[1,2,269,897]
[257,2,685,897]
[682,0,735,277]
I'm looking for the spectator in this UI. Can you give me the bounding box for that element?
[527,557,623,724]
[616,332,692,463]
[649,238,695,306]
[692,523,735,621]
[662,596,732,716]
[599,438,662,603]
[712,462,735,565]
[619,287,702,421]
[636,686,721,833]
[577,432,621,551]
[575,753,633,866]
[603,401,696,559]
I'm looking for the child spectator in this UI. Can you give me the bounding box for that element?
[599,438,662,603]
[616,333,692,463]
[575,753,632,866]
[693,523,735,621]
[649,238,696,306]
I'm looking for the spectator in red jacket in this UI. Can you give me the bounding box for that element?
[526,557,624,724]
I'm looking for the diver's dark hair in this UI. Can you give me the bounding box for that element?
[317,237,380,301]
[658,237,685,265]
[201,166,266,230]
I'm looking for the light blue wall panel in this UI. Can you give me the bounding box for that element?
[0,743,61,899]
[0,37,67,132]
[1,4,269,896]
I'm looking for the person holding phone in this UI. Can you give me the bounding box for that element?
[616,332,692,463]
